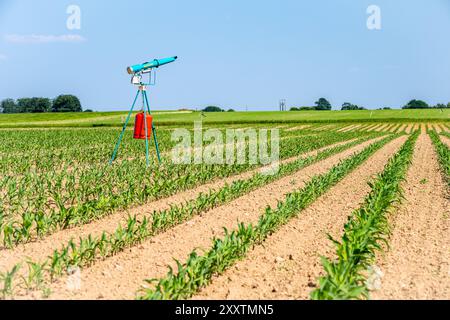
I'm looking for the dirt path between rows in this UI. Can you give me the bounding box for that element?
[284,126,311,132]
[0,138,362,272]
[192,137,407,300]
[371,134,450,300]
[404,124,414,134]
[336,125,353,133]
[364,124,378,131]
[342,125,361,132]
[441,135,450,148]
[25,137,389,300]
[389,124,401,133]
[375,124,390,132]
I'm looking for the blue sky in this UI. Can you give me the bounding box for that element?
[0,0,450,111]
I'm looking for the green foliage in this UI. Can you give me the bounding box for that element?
[290,107,316,111]
[1,95,82,114]
[315,98,332,111]
[17,98,51,113]
[202,106,223,112]
[403,99,429,109]
[0,264,21,299]
[311,132,418,300]
[342,103,366,111]
[52,95,82,112]
[1,99,18,114]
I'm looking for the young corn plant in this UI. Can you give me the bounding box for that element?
[0,264,21,300]
[311,132,418,300]
[21,260,47,293]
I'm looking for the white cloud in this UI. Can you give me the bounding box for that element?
[4,34,86,44]
[0,54,7,60]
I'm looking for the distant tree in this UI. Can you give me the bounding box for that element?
[403,99,429,109]
[299,106,315,111]
[290,107,299,111]
[16,98,50,113]
[25,97,51,113]
[17,98,31,113]
[383,107,392,110]
[52,95,82,112]
[447,102,450,109]
[341,102,366,111]
[434,103,447,109]
[314,98,332,111]
[227,109,235,112]
[84,109,94,112]
[202,106,223,112]
[1,99,18,114]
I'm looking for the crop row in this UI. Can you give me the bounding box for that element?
[311,132,418,300]
[137,135,397,300]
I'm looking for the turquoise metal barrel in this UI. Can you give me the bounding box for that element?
[127,56,178,74]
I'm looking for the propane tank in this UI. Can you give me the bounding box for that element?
[133,112,153,139]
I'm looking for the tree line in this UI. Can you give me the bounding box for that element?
[290,98,450,111]
[0,95,84,113]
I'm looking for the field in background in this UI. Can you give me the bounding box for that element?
[0,109,448,128]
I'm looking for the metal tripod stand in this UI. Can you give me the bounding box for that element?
[109,71,161,167]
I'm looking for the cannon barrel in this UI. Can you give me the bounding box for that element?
[127,56,178,75]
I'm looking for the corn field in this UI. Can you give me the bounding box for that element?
[0,122,448,300]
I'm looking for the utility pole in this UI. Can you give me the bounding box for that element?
[279,99,287,111]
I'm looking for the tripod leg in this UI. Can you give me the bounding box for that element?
[143,91,150,167]
[143,91,162,163]
[110,90,140,165]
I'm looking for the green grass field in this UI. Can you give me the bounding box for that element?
[0,109,448,128]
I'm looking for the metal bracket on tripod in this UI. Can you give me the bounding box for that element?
[131,69,157,86]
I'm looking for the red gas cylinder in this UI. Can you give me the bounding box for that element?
[133,112,153,140]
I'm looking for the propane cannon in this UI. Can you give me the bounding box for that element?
[110,56,178,167]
